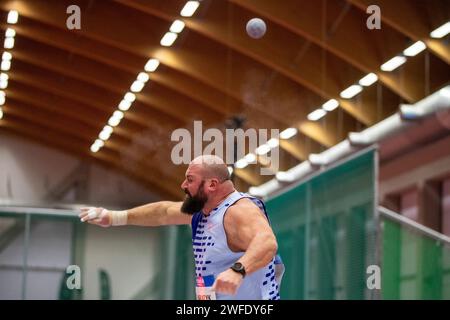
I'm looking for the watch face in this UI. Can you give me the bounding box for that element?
[233,262,243,270]
[231,262,246,278]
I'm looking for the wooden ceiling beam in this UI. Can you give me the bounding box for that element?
[347,0,450,65]
[114,0,378,162]
[1,102,181,183]
[6,82,135,139]
[1,14,311,175]
[3,97,139,151]
[230,0,423,104]
[4,37,222,126]
[7,59,182,133]
[115,0,375,126]
[0,0,249,119]
[0,0,342,148]
[0,0,374,185]
[7,65,300,187]
[0,16,307,164]
[0,15,238,121]
[0,0,330,160]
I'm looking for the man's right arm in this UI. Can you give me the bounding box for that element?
[79,201,191,227]
[128,201,190,226]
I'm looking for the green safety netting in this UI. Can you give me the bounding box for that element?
[382,217,450,299]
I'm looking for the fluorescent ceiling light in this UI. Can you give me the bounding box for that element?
[90,140,102,152]
[279,128,297,139]
[144,59,159,72]
[118,99,131,111]
[430,22,450,38]
[5,28,15,38]
[2,52,12,61]
[256,144,271,155]
[267,138,279,148]
[440,87,450,99]
[7,11,18,24]
[0,73,8,81]
[244,153,256,163]
[94,139,104,148]
[108,116,121,127]
[103,125,113,134]
[99,129,111,141]
[90,144,100,153]
[130,80,145,93]
[1,60,11,71]
[0,79,7,89]
[0,107,3,119]
[307,108,326,121]
[180,1,200,17]
[235,158,248,169]
[137,72,149,83]
[170,20,185,33]
[124,92,136,103]
[381,56,406,72]
[322,99,339,111]
[160,32,178,47]
[113,110,124,120]
[0,91,5,105]
[403,41,426,57]
[4,37,14,49]
[358,73,378,87]
[340,85,363,99]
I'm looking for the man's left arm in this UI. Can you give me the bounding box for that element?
[212,199,278,295]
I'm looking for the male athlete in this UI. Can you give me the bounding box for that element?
[79,155,284,300]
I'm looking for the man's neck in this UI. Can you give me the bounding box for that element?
[203,188,236,215]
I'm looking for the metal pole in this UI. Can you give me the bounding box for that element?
[373,148,382,300]
[379,206,450,245]
[165,226,178,299]
[304,183,311,299]
[21,213,30,300]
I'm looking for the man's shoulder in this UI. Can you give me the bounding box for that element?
[227,197,261,216]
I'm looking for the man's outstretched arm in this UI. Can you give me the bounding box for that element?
[78,201,191,227]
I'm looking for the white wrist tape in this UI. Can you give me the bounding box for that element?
[111,210,128,226]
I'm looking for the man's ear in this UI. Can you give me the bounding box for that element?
[208,178,219,189]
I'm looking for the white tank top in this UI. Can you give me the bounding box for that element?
[191,190,283,300]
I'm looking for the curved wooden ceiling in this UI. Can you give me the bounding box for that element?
[0,0,448,199]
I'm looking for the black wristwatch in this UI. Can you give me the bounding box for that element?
[230,262,246,278]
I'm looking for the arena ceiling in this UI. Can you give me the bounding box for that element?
[0,0,449,199]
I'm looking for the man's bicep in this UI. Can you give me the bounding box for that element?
[227,204,271,250]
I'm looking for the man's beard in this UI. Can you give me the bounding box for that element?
[181,181,208,215]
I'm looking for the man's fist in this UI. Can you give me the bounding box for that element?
[212,268,244,296]
[78,207,111,227]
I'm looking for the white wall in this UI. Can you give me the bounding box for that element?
[83,225,160,300]
[0,132,160,207]
[0,219,72,300]
[0,132,77,202]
